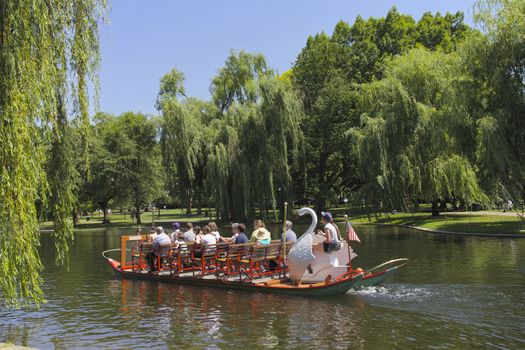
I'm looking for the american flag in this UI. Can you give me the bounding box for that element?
[346,221,361,243]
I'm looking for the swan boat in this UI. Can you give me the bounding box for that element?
[102,208,408,296]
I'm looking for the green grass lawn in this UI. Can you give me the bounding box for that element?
[349,211,525,235]
[40,205,525,236]
[41,208,215,231]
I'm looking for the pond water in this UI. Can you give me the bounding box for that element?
[1,224,524,349]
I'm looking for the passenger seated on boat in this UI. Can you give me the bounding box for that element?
[208,221,222,241]
[202,225,217,251]
[173,235,187,251]
[193,226,203,244]
[193,226,203,258]
[281,220,297,243]
[250,219,271,245]
[221,223,244,243]
[221,223,239,243]
[183,222,195,243]
[148,228,158,242]
[235,223,249,244]
[146,226,171,271]
[170,222,182,242]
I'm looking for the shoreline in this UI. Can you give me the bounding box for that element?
[353,222,525,238]
[41,220,525,238]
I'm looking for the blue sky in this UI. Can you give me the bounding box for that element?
[97,0,477,116]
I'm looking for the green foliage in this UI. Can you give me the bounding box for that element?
[75,112,164,225]
[0,0,106,307]
[291,7,472,210]
[351,48,487,209]
[416,11,469,51]
[467,0,525,199]
[47,97,76,266]
[156,68,187,109]
[159,52,305,222]
[210,50,274,114]
[160,96,206,213]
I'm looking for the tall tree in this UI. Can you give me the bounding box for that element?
[292,8,471,210]
[160,97,205,214]
[117,112,164,225]
[82,113,129,224]
[467,0,525,201]
[158,69,209,213]
[0,0,106,306]
[351,48,487,211]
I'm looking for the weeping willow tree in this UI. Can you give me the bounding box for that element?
[158,69,210,213]
[205,51,305,222]
[160,98,205,213]
[464,0,525,201]
[47,95,77,265]
[211,50,273,115]
[158,52,304,222]
[205,114,243,220]
[0,0,106,306]
[351,48,487,212]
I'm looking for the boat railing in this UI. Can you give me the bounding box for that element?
[123,236,294,279]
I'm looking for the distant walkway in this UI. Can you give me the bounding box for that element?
[445,211,523,218]
[370,222,525,238]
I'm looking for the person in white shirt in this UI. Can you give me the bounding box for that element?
[146,226,171,271]
[183,222,196,243]
[208,221,221,241]
[201,225,217,254]
[202,225,217,245]
[318,211,341,253]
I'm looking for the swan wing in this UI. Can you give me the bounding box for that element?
[287,233,315,281]
[286,207,317,282]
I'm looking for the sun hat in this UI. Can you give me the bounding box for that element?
[172,222,181,230]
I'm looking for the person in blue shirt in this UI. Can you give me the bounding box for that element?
[234,223,249,244]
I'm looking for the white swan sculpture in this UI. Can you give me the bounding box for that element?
[287,208,318,282]
[287,207,354,283]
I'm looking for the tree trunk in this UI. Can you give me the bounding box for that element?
[431,199,440,217]
[136,207,141,225]
[186,188,192,215]
[99,200,110,224]
[196,190,202,216]
[315,195,327,214]
[72,210,79,226]
[135,190,141,225]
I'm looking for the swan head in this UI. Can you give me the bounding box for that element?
[297,207,318,235]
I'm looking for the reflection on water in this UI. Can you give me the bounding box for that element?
[0,225,524,349]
